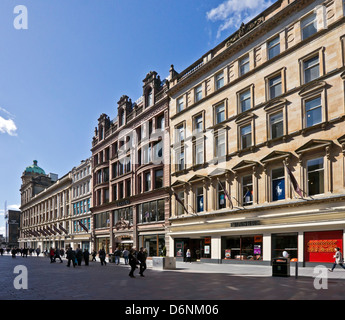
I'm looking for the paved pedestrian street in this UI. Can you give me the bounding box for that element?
[1,254,345,302]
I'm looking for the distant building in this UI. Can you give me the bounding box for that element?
[7,210,20,248]
[19,159,94,251]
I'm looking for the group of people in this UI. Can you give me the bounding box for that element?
[128,247,147,278]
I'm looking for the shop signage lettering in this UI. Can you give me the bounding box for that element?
[307,240,338,253]
[231,220,260,228]
[116,199,130,207]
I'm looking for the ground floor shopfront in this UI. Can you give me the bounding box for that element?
[168,200,345,266]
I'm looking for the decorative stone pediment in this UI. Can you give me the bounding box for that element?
[232,160,259,172]
[299,80,327,97]
[208,168,231,177]
[261,151,292,164]
[187,174,207,183]
[235,112,255,124]
[263,98,287,112]
[171,180,186,188]
[295,139,333,155]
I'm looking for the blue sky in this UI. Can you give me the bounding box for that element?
[0,0,275,236]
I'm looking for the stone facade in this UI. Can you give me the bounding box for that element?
[91,71,171,256]
[167,0,345,265]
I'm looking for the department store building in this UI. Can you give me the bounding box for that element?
[167,0,345,265]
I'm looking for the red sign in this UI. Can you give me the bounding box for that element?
[304,230,343,263]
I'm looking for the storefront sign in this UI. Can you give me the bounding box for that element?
[231,220,260,228]
[307,240,338,253]
[204,245,210,254]
[254,245,261,255]
[116,199,130,207]
[225,249,231,259]
[204,237,211,244]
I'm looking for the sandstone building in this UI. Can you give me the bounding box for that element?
[167,0,345,265]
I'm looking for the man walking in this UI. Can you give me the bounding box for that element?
[128,248,138,278]
[114,247,121,265]
[54,248,63,263]
[83,249,90,266]
[329,247,345,272]
[137,247,147,277]
[66,247,76,268]
[99,247,107,266]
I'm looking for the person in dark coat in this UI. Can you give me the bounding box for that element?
[83,249,90,266]
[66,247,76,267]
[99,247,106,266]
[76,247,83,266]
[54,248,63,263]
[128,248,138,278]
[91,250,97,262]
[137,247,147,277]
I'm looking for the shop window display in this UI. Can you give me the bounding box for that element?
[222,235,263,260]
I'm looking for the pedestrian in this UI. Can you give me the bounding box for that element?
[11,248,16,258]
[91,250,97,262]
[54,248,63,263]
[114,247,121,265]
[329,247,345,272]
[83,249,90,266]
[186,249,191,263]
[66,247,76,268]
[36,247,40,257]
[49,247,55,263]
[137,247,147,277]
[128,248,138,278]
[123,248,129,265]
[0,248,3,256]
[76,247,83,266]
[23,248,28,257]
[99,247,107,266]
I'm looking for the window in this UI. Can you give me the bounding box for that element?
[138,199,164,223]
[305,96,322,127]
[240,89,251,112]
[177,149,185,171]
[196,187,204,213]
[126,180,131,197]
[176,124,184,143]
[215,132,226,158]
[269,75,282,99]
[195,84,203,102]
[144,172,151,192]
[217,181,226,209]
[195,141,204,165]
[177,97,184,113]
[113,184,117,201]
[176,191,185,216]
[242,175,253,206]
[157,114,165,130]
[215,103,225,124]
[147,89,153,107]
[269,112,284,139]
[215,72,224,90]
[272,168,285,201]
[119,182,124,199]
[268,36,280,60]
[239,55,250,76]
[155,169,163,189]
[301,13,317,40]
[194,114,203,134]
[307,158,324,196]
[303,55,319,84]
[240,124,252,149]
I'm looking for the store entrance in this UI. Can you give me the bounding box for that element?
[175,238,210,261]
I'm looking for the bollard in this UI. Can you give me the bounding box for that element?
[295,261,298,279]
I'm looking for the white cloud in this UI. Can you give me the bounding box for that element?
[0,116,17,136]
[207,0,275,38]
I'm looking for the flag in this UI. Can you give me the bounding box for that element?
[78,220,89,232]
[59,224,68,234]
[53,225,62,235]
[173,191,189,214]
[285,165,303,198]
[217,180,233,209]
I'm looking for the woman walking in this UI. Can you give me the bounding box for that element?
[329,247,345,272]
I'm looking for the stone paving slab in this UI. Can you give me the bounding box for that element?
[1,254,345,302]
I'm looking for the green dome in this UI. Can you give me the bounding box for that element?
[25,160,46,175]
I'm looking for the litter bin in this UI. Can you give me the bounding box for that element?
[272,257,290,277]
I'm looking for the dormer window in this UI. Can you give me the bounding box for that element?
[147,88,153,107]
